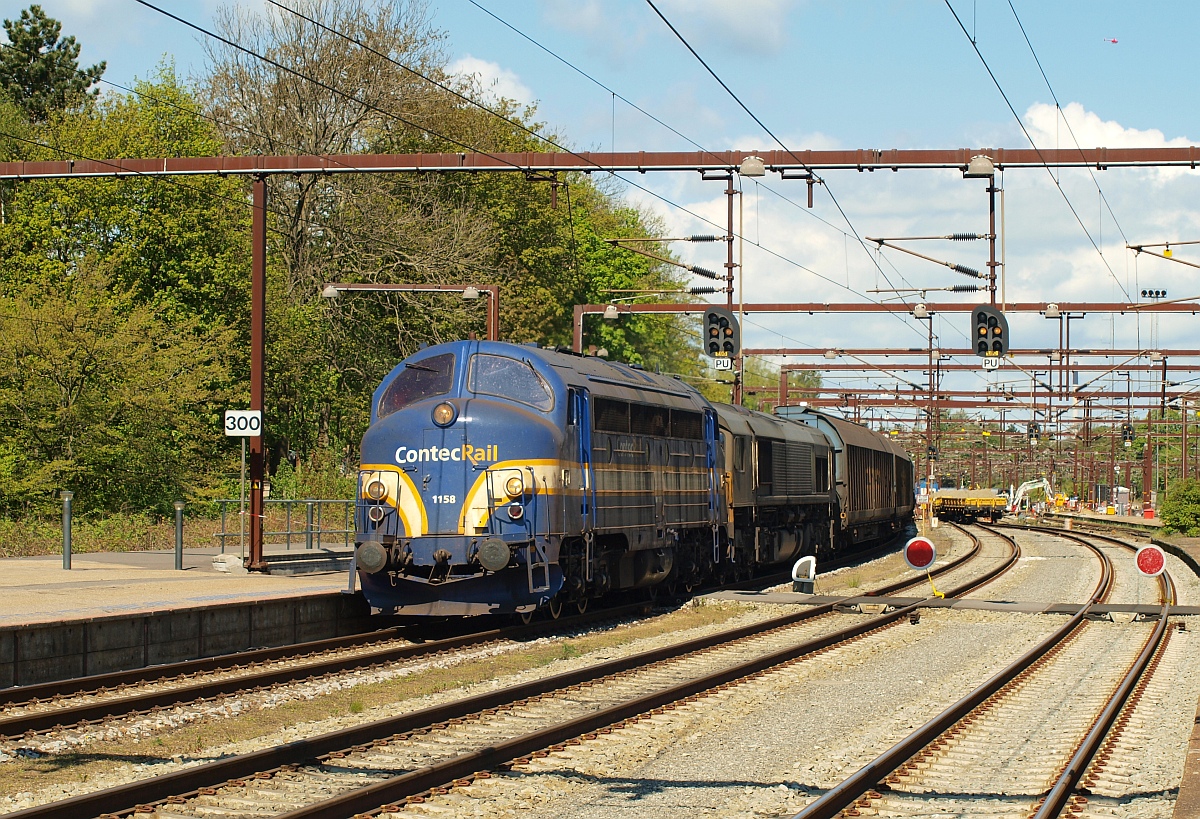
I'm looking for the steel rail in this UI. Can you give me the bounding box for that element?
[0,603,654,738]
[267,531,1013,819]
[0,534,914,738]
[997,523,1179,817]
[0,530,911,709]
[791,526,1113,819]
[1033,570,1174,816]
[5,529,1004,819]
[0,624,427,707]
[0,602,859,819]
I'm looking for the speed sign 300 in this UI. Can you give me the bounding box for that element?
[224,410,263,437]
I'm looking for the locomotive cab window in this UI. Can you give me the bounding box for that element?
[468,354,554,411]
[377,353,455,419]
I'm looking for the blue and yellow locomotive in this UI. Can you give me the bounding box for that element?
[353,340,913,616]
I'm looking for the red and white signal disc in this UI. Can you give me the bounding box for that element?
[904,536,937,571]
[1135,545,1167,577]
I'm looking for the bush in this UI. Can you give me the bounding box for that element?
[1160,479,1200,536]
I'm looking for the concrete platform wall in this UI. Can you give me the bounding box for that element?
[0,592,373,688]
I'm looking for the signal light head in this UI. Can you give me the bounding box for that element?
[702,307,740,359]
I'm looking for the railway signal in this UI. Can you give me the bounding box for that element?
[903,536,937,571]
[1135,544,1166,577]
[1121,422,1135,448]
[704,306,740,359]
[972,304,1009,358]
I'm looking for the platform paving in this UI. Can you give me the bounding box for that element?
[0,547,350,627]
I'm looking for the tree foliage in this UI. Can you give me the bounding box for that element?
[0,258,233,517]
[0,2,784,523]
[0,5,104,121]
[0,66,247,515]
[1160,478,1200,536]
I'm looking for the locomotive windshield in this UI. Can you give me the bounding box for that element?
[377,353,455,419]
[468,353,554,411]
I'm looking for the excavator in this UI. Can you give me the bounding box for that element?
[1009,477,1053,514]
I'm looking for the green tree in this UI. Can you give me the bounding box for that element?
[0,5,105,121]
[1160,478,1200,536]
[0,64,249,326]
[0,258,233,516]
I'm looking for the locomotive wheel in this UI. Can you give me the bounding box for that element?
[548,595,564,620]
[663,575,680,601]
[518,609,535,625]
[574,596,589,615]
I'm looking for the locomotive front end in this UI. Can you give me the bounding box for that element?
[354,342,568,616]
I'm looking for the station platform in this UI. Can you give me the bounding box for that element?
[0,546,352,627]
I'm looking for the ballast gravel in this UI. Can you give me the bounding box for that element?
[0,600,792,813]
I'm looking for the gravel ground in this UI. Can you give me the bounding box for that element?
[0,600,792,812]
[382,609,1067,819]
[7,527,1198,818]
[372,527,1200,819]
[964,527,1101,604]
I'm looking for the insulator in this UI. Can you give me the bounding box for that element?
[951,264,983,278]
[688,234,721,242]
[950,233,983,241]
[949,284,983,292]
[688,286,719,295]
[689,265,721,280]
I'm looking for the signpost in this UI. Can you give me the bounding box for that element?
[224,410,263,561]
[904,535,944,600]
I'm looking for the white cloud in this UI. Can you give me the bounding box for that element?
[611,101,1200,364]
[1025,101,1191,150]
[449,56,535,108]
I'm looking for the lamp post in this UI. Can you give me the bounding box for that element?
[321,283,499,340]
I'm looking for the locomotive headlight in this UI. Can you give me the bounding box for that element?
[432,402,456,427]
[505,476,524,498]
[367,505,386,522]
[365,479,387,501]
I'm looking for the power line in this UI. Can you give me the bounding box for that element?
[942,0,1132,303]
[643,1,923,313]
[1006,0,1129,246]
[461,1,935,322]
[159,0,914,323]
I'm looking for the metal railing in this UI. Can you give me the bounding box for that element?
[214,498,355,555]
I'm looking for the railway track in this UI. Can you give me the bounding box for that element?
[792,525,1175,819]
[0,533,924,743]
[5,526,1016,819]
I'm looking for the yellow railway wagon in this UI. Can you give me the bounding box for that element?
[931,489,1006,522]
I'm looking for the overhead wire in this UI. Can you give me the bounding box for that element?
[643,0,925,318]
[249,0,931,322]
[459,0,929,321]
[941,0,1132,303]
[136,0,887,315]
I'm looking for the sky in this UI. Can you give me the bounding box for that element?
[9,0,1200,417]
